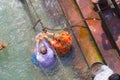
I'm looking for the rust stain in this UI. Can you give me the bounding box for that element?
[78,27,103,66]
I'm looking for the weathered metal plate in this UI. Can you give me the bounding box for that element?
[76,0,120,74]
[58,0,103,70]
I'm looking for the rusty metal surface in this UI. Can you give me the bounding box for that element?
[58,0,103,71]
[76,0,120,74]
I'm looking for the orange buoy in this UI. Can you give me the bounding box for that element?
[51,31,72,56]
